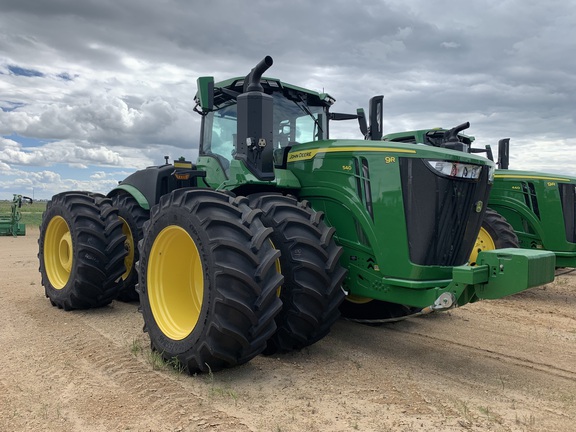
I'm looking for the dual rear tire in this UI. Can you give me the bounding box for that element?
[38,192,127,310]
[39,189,347,372]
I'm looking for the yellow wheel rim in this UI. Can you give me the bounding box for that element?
[148,226,204,341]
[345,294,373,304]
[270,239,282,297]
[119,217,134,281]
[44,216,73,289]
[470,227,496,265]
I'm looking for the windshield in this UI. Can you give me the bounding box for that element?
[201,92,327,168]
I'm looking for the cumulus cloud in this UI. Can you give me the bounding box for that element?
[0,160,11,172]
[0,166,118,197]
[0,84,199,148]
[0,0,575,199]
[1,137,122,167]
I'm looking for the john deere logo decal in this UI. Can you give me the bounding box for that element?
[287,150,318,162]
[287,146,416,163]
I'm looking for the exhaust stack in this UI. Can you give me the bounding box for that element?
[236,56,275,180]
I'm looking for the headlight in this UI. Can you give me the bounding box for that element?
[425,160,483,180]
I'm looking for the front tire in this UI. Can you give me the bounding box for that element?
[138,189,283,373]
[249,194,347,355]
[38,191,127,310]
[469,208,519,265]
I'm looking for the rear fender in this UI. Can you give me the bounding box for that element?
[108,185,150,210]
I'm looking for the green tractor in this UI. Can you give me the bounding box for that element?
[38,57,556,374]
[383,124,576,268]
[0,194,33,236]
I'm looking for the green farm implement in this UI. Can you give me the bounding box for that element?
[0,194,33,236]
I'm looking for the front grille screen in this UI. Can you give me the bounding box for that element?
[559,183,576,243]
[400,158,491,266]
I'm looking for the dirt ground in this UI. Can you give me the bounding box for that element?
[1,228,575,432]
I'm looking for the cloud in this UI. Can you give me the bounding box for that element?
[0,0,575,200]
[1,137,121,167]
[441,42,460,49]
[0,166,117,197]
[0,160,11,172]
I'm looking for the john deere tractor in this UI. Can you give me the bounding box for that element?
[38,56,556,374]
[488,153,576,268]
[383,124,576,268]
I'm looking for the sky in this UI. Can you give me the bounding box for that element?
[1,0,575,200]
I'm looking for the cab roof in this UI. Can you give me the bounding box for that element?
[197,76,336,111]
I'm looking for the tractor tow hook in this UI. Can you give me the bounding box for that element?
[344,292,458,325]
[430,292,457,312]
[415,292,458,316]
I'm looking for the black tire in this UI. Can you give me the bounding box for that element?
[469,208,519,265]
[111,193,149,302]
[249,194,347,354]
[138,189,283,373]
[38,191,127,310]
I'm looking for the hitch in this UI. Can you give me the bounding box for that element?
[343,292,458,325]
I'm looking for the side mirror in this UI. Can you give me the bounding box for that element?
[356,108,368,138]
[498,138,510,169]
[196,76,214,111]
[368,96,383,141]
[485,144,494,162]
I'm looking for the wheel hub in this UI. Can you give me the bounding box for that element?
[58,231,73,272]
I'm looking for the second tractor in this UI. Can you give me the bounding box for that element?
[383,124,576,268]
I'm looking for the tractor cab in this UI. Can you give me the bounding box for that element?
[382,122,475,152]
[195,63,334,179]
[382,123,512,169]
[193,56,380,186]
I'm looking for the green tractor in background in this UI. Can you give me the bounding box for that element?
[0,194,33,236]
[383,124,576,268]
[38,56,556,374]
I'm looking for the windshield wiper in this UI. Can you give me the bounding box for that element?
[293,95,323,137]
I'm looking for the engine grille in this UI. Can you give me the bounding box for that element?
[559,183,576,243]
[400,158,491,266]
